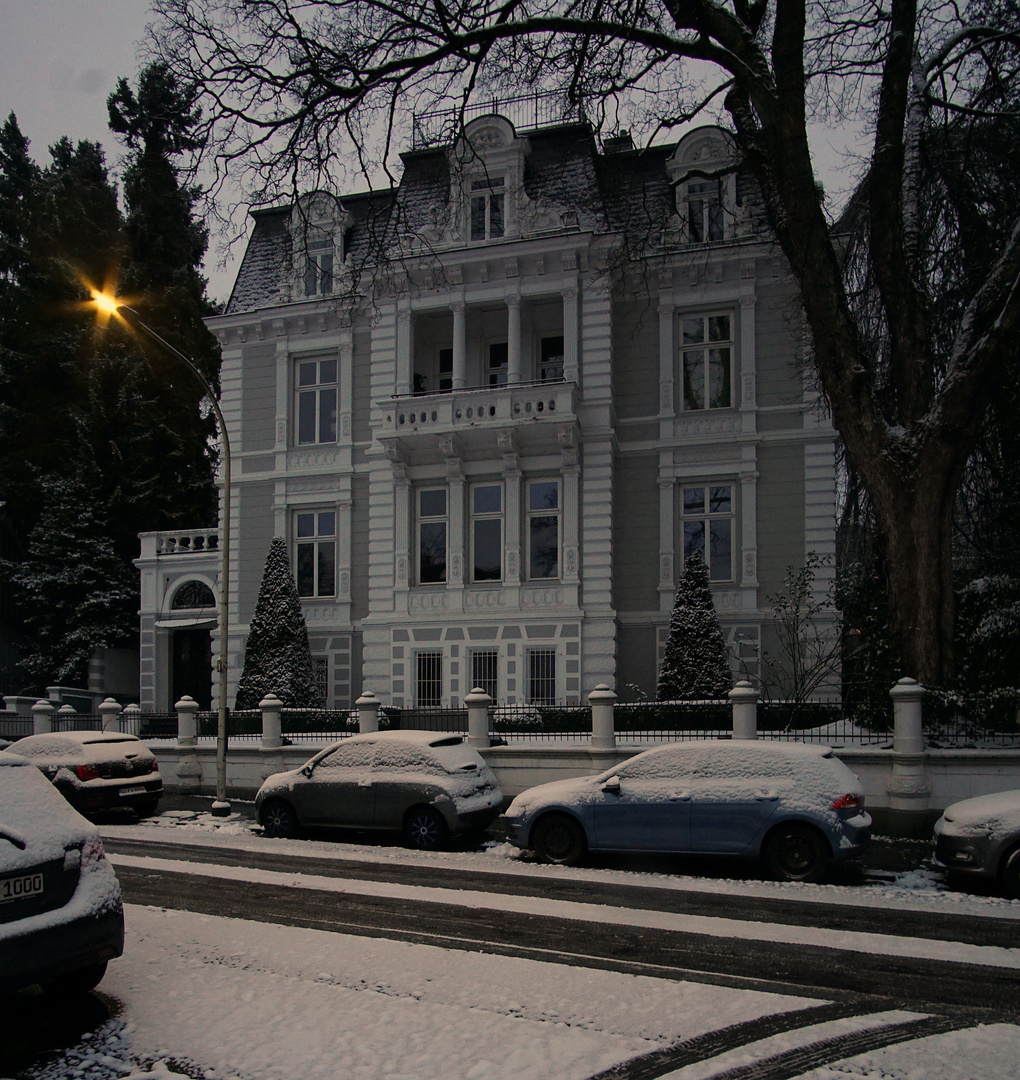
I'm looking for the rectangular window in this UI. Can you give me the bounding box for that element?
[470,176,505,241]
[471,650,499,699]
[681,314,732,411]
[528,480,560,580]
[418,487,447,584]
[303,239,334,297]
[687,181,724,243]
[417,652,443,706]
[296,511,337,597]
[471,483,503,582]
[296,358,338,444]
[488,341,508,386]
[527,649,557,705]
[539,336,565,382]
[681,485,734,582]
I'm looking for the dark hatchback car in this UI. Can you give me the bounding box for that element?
[256,731,503,848]
[1,754,124,995]
[7,731,162,817]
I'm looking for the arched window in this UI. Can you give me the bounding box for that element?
[171,581,216,610]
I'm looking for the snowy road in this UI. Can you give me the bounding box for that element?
[5,810,1020,1080]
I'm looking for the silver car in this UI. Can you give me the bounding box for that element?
[933,789,1020,898]
[7,731,162,817]
[1,754,124,995]
[255,731,503,848]
[504,740,871,881]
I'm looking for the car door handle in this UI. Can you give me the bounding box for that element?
[357,780,373,788]
[670,793,691,801]
[756,793,779,801]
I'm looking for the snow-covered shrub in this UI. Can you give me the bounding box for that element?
[234,537,323,709]
[656,551,731,700]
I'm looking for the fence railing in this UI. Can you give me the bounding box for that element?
[5,681,1018,751]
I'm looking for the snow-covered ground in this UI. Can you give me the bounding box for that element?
[8,809,1020,1080]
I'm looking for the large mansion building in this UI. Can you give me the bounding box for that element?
[136,110,835,712]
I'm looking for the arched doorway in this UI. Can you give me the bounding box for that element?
[168,581,216,710]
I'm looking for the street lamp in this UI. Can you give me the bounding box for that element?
[92,292,232,816]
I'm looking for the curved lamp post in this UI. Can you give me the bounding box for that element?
[92,293,231,816]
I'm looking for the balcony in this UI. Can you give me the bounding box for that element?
[377,380,578,461]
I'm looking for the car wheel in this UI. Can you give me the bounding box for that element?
[43,960,107,997]
[532,814,587,866]
[260,799,299,839]
[404,807,448,850]
[765,823,830,883]
[999,845,1020,899]
[135,799,160,819]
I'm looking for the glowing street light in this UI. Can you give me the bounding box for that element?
[92,291,232,815]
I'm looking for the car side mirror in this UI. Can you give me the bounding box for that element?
[300,764,314,779]
[601,776,621,794]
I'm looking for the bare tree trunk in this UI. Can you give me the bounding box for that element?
[867,454,959,686]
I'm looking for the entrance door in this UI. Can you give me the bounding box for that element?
[172,629,212,710]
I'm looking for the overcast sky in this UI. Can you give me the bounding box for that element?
[0,0,238,303]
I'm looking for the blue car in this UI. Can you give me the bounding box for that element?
[504,740,871,881]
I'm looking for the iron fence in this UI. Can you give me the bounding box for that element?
[0,714,33,740]
[488,703,592,741]
[412,92,586,148]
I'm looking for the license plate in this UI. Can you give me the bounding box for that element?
[1,872,44,903]
[119,786,146,797]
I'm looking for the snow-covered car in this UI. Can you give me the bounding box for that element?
[255,730,504,848]
[0,753,124,995]
[504,740,871,881]
[933,789,1020,898]
[5,731,162,817]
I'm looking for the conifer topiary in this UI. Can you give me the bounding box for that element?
[235,537,323,709]
[656,550,732,700]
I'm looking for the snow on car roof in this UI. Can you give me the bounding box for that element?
[341,730,465,749]
[7,731,142,755]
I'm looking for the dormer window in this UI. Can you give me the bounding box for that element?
[303,236,335,297]
[470,176,505,241]
[290,192,352,301]
[667,127,738,246]
[686,180,725,243]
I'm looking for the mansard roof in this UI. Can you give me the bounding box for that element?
[223,120,762,316]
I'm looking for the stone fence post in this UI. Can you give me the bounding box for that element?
[98,698,123,731]
[260,693,284,748]
[32,699,54,735]
[176,695,199,746]
[465,688,492,749]
[887,677,930,825]
[588,684,617,750]
[728,681,759,740]
[891,677,925,755]
[123,704,141,737]
[357,690,381,734]
[174,695,202,792]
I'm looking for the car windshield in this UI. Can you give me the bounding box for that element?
[81,737,137,746]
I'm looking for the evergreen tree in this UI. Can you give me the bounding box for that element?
[0,74,221,690]
[9,464,137,686]
[108,61,221,529]
[656,552,732,701]
[235,538,323,709]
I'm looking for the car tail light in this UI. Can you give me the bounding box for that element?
[832,793,864,810]
[149,759,159,773]
[81,835,107,867]
[76,764,100,781]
